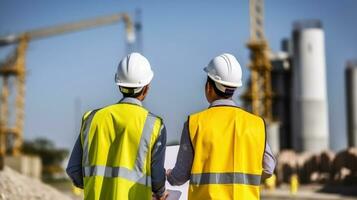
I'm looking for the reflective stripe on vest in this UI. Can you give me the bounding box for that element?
[82,110,99,166]
[190,172,261,186]
[83,166,151,186]
[81,110,157,185]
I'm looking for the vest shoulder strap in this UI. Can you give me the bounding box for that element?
[148,112,163,123]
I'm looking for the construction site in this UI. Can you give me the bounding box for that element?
[1,1,357,200]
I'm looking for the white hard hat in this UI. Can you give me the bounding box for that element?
[115,52,154,88]
[204,53,242,88]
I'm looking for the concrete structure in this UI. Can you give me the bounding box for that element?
[291,20,330,152]
[5,155,42,179]
[271,51,292,150]
[346,61,357,147]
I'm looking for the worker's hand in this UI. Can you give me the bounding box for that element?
[166,169,172,177]
[152,191,169,200]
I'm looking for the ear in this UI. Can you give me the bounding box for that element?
[206,80,213,94]
[143,85,149,96]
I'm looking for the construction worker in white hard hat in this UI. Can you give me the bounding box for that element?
[66,52,168,200]
[167,53,276,200]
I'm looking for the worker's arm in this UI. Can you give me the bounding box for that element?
[66,135,84,188]
[261,142,276,182]
[167,121,193,186]
[151,123,167,198]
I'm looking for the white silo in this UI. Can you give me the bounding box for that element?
[291,20,329,152]
[346,61,357,147]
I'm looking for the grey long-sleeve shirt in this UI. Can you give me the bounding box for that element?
[167,99,276,185]
[66,97,167,196]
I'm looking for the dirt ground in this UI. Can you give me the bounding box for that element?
[262,184,357,200]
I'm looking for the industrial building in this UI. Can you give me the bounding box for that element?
[270,49,292,150]
[252,20,331,152]
[346,60,357,147]
[291,20,330,152]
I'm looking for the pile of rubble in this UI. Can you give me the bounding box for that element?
[0,167,72,200]
[276,147,357,184]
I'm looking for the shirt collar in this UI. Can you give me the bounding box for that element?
[209,99,237,107]
[119,97,143,106]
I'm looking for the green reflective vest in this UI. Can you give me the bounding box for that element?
[80,103,162,200]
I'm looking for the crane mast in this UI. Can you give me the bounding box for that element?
[0,13,135,169]
[246,0,272,121]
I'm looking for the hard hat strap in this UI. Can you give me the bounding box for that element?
[214,82,236,95]
[207,76,236,98]
[120,86,143,94]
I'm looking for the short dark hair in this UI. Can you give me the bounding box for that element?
[119,87,144,98]
[206,77,234,98]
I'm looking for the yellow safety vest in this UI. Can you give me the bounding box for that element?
[188,106,266,200]
[80,103,162,200]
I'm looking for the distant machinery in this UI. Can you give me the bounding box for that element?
[134,9,143,53]
[245,0,273,121]
[291,20,329,152]
[126,9,143,53]
[346,60,357,147]
[243,0,281,153]
[0,13,135,169]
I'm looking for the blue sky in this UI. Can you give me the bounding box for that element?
[0,0,356,151]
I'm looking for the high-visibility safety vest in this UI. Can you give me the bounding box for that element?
[80,103,162,200]
[188,106,266,200]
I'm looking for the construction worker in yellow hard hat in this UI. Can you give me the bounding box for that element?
[167,53,276,200]
[66,52,168,200]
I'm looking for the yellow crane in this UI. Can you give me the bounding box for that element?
[0,13,135,169]
[245,0,273,121]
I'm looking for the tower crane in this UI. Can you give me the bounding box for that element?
[0,13,135,169]
[244,0,273,121]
